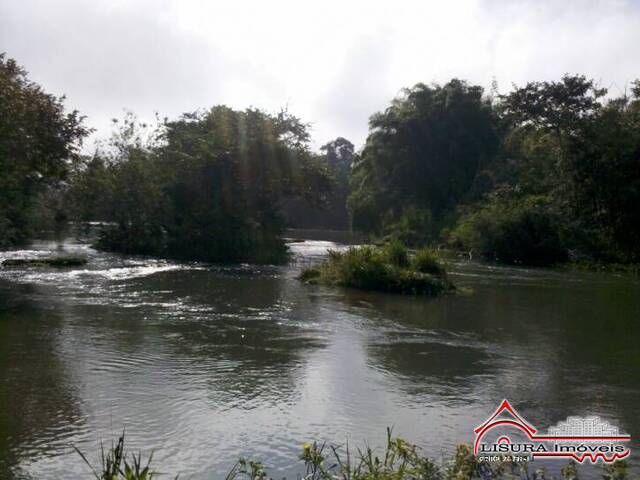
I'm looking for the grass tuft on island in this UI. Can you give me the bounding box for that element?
[300,241,454,295]
[2,256,88,268]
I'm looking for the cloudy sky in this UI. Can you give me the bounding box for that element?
[1,0,639,149]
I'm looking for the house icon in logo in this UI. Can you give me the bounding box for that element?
[474,399,537,454]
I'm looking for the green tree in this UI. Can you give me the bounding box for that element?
[451,75,640,264]
[282,137,354,230]
[496,75,640,262]
[0,53,88,245]
[349,79,499,243]
[93,107,332,264]
[65,154,114,222]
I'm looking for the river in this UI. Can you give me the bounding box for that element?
[0,232,638,479]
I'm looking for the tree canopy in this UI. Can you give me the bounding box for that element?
[350,75,640,265]
[70,107,332,263]
[4,49,640,267]
[0,54,88,246]
[349,79,499,242]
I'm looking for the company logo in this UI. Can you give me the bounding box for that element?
[474,400,631,463]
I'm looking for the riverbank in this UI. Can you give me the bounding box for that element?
[77,430,632,480]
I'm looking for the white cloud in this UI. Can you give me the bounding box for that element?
[1,0,638,150]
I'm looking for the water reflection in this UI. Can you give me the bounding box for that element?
[0,283,84,479]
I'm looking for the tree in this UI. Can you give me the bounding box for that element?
[499,75,606,133]
[349,79,499,242]
[281,137,354,230]
[321,136,354,185]
[0,53,88,245]
[568,88,640,260]
[497,75,640,261]
[450,75,640,264]
[92,107,332,264]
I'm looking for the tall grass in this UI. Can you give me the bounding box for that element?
[230,429,630,480]
[76,429,632,480]
[299,242,454,296]
[74,431,177,480]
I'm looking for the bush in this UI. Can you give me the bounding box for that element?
[299,244,454,295]
[97,223,167,257]
[97,221,290,265]
[324,247,392,291]
[450,195,568,266]
[411,248,446,276]
[379,239,410,267]
[382,206,435,247]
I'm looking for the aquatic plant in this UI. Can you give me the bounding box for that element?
[299,243,454,295]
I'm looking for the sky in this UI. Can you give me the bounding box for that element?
[1,0,639,150]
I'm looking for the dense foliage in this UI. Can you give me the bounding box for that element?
[66,109,332,263]
[349,80,500,244]
[350,76,640,266]
[4,50,640,268]
[0,54,88,246]
[282,136,354,230]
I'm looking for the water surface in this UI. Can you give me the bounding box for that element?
[0,235,638,479]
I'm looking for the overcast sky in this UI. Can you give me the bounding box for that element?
[1,0,639,150]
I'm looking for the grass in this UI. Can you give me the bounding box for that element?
[299,241,454,296]
[74,430,176,480]
[76,429,632,480]
[1,256,88,267]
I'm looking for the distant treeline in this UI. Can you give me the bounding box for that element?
[349,77,640,266]
[2,52,639,266]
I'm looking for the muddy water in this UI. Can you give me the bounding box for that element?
[0,235,638,479]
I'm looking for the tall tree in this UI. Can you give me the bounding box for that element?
[0,53,88,245]
[349,79,499,241]
[94,107,332,263]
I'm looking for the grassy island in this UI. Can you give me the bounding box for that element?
[300,242,454,295]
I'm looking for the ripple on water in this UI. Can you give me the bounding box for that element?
[1,238,639,480]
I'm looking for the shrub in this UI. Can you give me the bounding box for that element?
[382,206,435,247]
[97,221,290,265]
[450,195,568,266]
[411,248,445,276]
[97,223,167,257]
[324,247,393,291]
[380,239,410,267]
[299,244,454,295]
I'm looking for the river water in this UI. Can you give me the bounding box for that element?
[0,233,638,479]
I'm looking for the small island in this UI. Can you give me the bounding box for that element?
[300,242,454,295]
[2,257,88,268]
